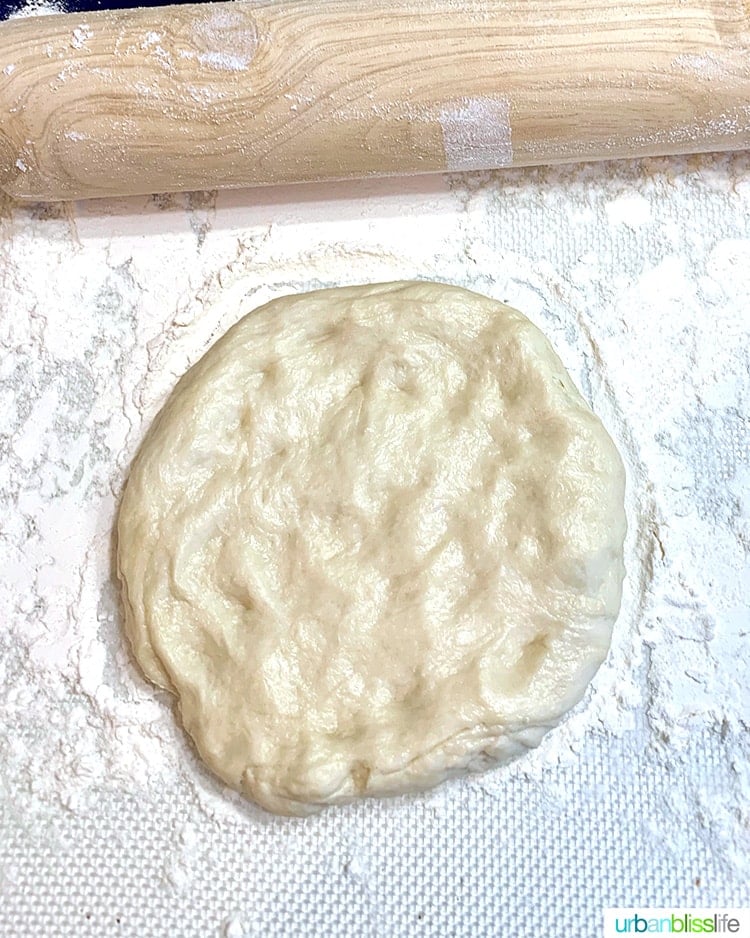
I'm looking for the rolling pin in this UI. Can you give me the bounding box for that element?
[1,0,749,202]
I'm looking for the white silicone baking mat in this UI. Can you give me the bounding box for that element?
[1,153,748,936]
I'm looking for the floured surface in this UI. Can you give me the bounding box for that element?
[117,282,625,815]
[0,153,749,933]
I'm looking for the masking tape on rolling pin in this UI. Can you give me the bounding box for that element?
[1,0,749,202]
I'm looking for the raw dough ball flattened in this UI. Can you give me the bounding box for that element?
[118,281,626,815]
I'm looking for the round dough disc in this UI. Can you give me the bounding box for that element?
[118,281,626,815]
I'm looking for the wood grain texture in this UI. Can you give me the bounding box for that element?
[1,0,749,201]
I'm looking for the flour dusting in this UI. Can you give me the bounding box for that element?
[672,52,733,82]
[187,8,258,72]
[0,153,748,932]
[71,24,91,49]
[440,96,513,172]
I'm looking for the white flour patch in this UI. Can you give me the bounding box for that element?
[190,8,258,72]
[605,192,651,229]
[659,107,750,147]
[196,51,250,73]
[71,24,91,49]
[440,96,513,172]
[672,52,732,82]
[151,44,175,76]
[141,30,162,49]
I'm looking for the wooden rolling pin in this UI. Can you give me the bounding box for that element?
[1,0,749,201]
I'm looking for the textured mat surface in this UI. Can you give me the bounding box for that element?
[1,154,748,936]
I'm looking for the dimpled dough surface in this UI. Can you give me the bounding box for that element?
[117,281,626,816]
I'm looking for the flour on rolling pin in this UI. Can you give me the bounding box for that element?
[1,0,749,201]
[181,10,256,72]
[440,96,513,172]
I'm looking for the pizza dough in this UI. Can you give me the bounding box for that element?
[117,281,626,816]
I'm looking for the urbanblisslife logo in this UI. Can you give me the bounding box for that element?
[604,910,750,936]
